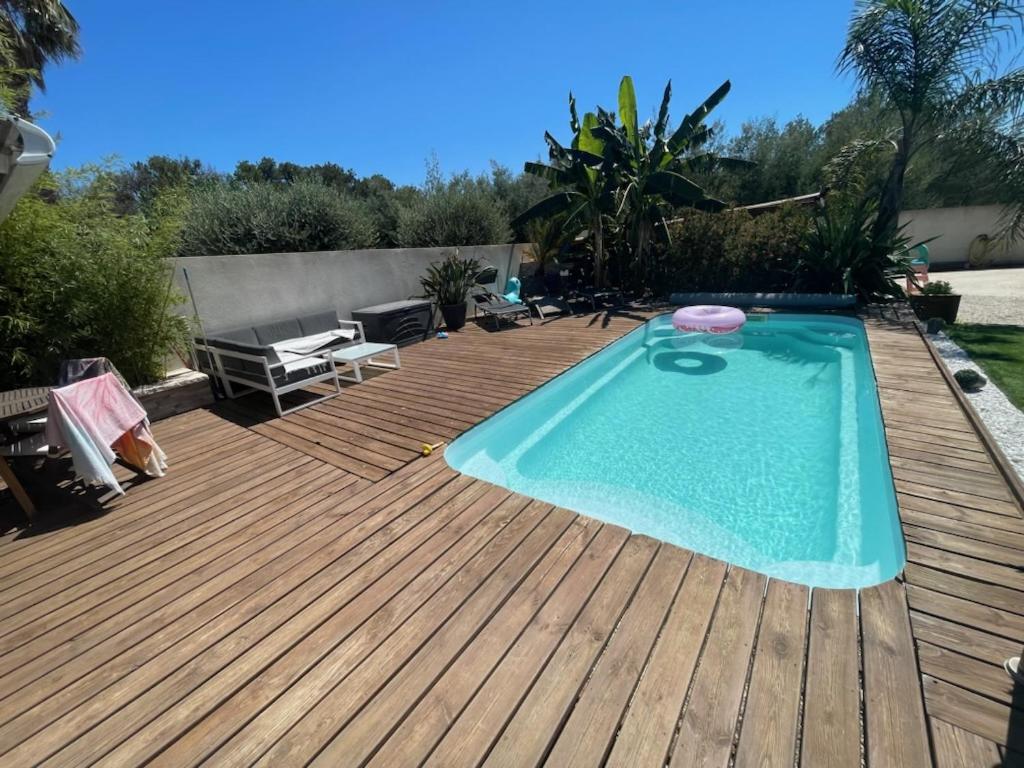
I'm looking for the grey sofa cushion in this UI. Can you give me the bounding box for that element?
[253,318,303,345]
[298,310,340,336]
[276,359,333,387]
[215,326,259,345]
[225,359,333,388]
[202,337,280,364]
[198,336,281,384]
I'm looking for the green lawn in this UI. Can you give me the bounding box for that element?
[946,323,1024,410]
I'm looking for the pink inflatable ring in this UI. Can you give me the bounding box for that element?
[672,305,746,334]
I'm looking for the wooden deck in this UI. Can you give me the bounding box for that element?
[0,309,1020,766]
[865,310,1024,766]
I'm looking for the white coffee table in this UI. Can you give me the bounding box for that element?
[331,342,401,383]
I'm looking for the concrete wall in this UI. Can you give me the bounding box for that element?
[174,243,527,333]
[898,204,1024,269]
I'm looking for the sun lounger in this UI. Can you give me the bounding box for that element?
[520,274,572,321]
[471,289,534,330]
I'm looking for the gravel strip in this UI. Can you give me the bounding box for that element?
[929,331,1024,482]
[938,267,1024,325]
[951,294,1024,325]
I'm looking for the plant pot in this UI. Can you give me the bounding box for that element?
[439,303,467,331]
[909,294,961,324]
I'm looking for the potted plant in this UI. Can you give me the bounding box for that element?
[418,250,481,331]
[908,280,961,324]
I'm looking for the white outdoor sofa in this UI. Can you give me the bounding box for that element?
[194,310,370,417]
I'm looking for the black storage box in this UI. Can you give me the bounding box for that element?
[351,299,433,346]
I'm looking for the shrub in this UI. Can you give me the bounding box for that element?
[723,204,811,289]
[395,167,511,248]
[920,280,954,295]
[660,205,811,293]
[178,179,378,256]
[417,250,482,306]
[796,198,915,302]
[660,210,739,291]
[0,168,191,389]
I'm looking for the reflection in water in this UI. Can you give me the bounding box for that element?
[651,350,728,376]
[704,334,745,352]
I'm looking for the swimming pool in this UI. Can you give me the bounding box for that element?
[445,313,904,589]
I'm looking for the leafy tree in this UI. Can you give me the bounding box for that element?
[839,0,1024,241]
[710,116,821,204]
[0,0,79,113]
[111,155,220,214]
[815,92,898,178]
[345,173,424,248]
[395,161,511,247]
[232,157,362,192]
[0,28,29,110]
[179,180,378,256]
[489,161,549,239]
[697,86,1022,211]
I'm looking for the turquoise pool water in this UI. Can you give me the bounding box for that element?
[445,313,904,588]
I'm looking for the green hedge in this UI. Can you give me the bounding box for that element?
[178,180,379,256]
[395,171,511,248]
[0,171,190,389]
[661,205,811,292]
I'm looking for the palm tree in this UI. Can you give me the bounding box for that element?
[522,215,567,278]
[839,0,1024,242]
[0,0,80,113]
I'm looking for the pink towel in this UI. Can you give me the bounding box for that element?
[45,373,153,493]
[46,373,146,447]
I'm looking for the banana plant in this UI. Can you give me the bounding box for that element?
[513,94,618,287]
[592,76,752,287]
[516,76,751,289]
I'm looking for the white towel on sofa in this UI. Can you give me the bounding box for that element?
[271,328,355,357]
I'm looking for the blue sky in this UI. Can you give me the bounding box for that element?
[36,1,858,185]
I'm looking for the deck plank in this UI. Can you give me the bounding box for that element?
[251,503,570,767]
[908,584,1024,641]
[669,566,766,768]
[861,580,932,768]
[735,579,809,768]
[481,535,659,768]
[422,527,643,768]
[542,544,691,767]
[930,718,1008,768]
[801,589,861,768]
[2,463,463,763]
[319,515,602,767]
[922,676,1024,751]
[608,555,727,768]
[365,522,629,768]
[193,484,521,767]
